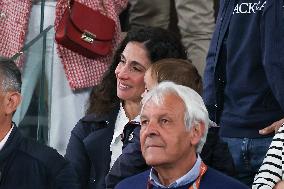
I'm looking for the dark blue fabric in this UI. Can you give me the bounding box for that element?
[65,104,135,189]
[65,113,116,189]
[0,127,80,189]
[203,0,284,138]
[105,126,149,188]
[221,137,272,186]
[115,168,248,189]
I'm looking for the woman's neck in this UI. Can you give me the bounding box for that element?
[123,100,141,120]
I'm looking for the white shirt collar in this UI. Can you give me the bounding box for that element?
[112,102,140,143]
[0,124,14,151]
[110,103,140,168]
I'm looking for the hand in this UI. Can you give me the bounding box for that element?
[273,180,284,189]
[259,118,284,135]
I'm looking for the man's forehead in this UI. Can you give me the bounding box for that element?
[141,104,174,116]
[141,94,185,116]
[144,92,183,106]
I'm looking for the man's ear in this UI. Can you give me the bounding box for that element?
[190,121,205,146]
[4,91,21,115]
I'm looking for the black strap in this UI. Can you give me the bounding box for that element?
[10,25,54,61]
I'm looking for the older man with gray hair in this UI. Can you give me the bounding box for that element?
[115,81,247,189]
[0,57,80,188]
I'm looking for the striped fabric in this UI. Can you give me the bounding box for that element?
[252,124,284,189]
[54,0,128,89]
[0,0,32,68]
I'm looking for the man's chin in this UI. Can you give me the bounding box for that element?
[145,158,166,167]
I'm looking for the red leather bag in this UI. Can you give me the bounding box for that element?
[55,0,115,58]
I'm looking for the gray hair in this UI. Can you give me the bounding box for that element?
[141,81,209,153]
[0,57,22,93]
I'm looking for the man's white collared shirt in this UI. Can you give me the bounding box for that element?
[0,125,13,151]
[149,155,202,188]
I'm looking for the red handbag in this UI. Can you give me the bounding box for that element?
[55,0,115,58]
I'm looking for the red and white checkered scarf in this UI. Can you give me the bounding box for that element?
[0,0,32,69]
[55,0,128,90]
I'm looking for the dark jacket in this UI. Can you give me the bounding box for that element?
[203,0,284,138]
[0,126,80,189]
[65,105,139,189]
[115,168,248,189]
[105,127,235,188]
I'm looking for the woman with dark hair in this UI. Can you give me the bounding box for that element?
[65,27,187,189]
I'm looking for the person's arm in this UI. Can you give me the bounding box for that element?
[65,123,91,188]
[252,126,284,189]
[105,126,149,189]
[274,181,284,189]
[259,119,284,135]
[175,0,215,76]
[258,0,284,135]
[202,0,228,122]
[54,162,82,189]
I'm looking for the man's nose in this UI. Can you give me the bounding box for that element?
[144,120,159,136]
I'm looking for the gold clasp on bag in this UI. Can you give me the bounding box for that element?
[81,31,96,44]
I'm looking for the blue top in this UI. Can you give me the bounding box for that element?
[65,104,142,189]
[0,126,80,189]
[149,155,201,188]
[203,0,284,138]
[115,167,248,189]
[65,107,119,189]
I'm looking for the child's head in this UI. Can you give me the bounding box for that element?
[144,58,203,95]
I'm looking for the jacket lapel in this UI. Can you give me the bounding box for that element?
[0,127,22,163]
[0,127,22,184]
[82,105,119,184]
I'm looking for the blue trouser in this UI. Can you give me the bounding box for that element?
[221,137,273,186]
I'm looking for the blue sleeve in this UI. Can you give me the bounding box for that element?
[105,126,149,188]
[262,0,284,112]
[54,163,82,189]
[65,122,91,188]
[203,0,227,120]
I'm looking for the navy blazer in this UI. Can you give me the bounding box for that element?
[0,126,80,189]
[65,105,120,189]
[115,168,248,189]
